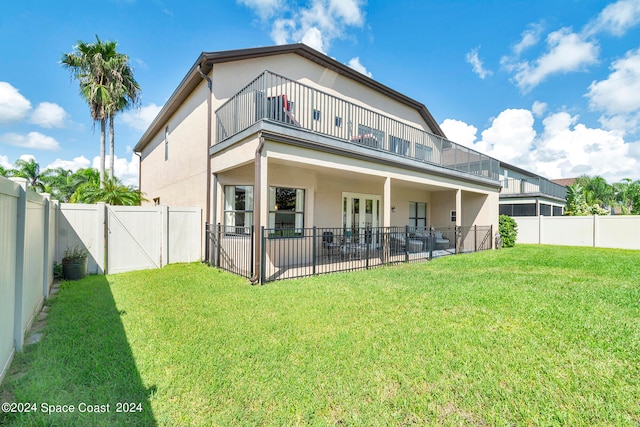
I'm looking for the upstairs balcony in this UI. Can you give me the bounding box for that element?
[215,70,499,182]
[500,177,567,200]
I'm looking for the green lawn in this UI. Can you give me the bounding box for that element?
[1,245,639,426]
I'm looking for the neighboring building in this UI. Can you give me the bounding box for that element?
[133,44,537,279]
[499,162,567,217]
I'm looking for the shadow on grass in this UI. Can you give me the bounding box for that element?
[0,275,156,426]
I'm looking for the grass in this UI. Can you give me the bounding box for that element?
[1,244,639,426]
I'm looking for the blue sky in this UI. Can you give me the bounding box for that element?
[1,0,640,186]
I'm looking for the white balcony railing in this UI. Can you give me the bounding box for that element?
[215,70,500,181]
[500,178,567,199]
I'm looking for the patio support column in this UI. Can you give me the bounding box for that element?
[251,134,268,284]
[455,189,462,227]
[383,176,391,227]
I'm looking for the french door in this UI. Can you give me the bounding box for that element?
[342,192,381,245]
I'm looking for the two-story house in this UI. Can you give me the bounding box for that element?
[134,44,502,282]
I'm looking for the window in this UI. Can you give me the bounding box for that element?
[269,187,305,236]
[409,202,427,229]
[164,126,169,161]
[415,143,433,162]
[389,135,410,156]
[313,109,321,121]
[540,204,551,216]
[553,205,563,216]
[353,124,384,149]
[335,116,342,127]
[224,186,253,233]
[450,210,457,223]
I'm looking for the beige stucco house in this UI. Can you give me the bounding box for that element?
[134,44,501,281]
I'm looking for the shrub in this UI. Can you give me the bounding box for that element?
[498,215,518,248]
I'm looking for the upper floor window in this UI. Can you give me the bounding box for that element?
[313,109,321,121]
[335,116,342,127]
[389,135,410,156]
[415,143,433,162]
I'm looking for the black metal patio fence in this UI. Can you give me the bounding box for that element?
[205,223,254,279]
[206,223,494,283]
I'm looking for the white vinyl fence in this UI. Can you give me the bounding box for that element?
[57,203,202,274]
[1,174,202,384]
[0,178,56,384]
[514,215,640,250]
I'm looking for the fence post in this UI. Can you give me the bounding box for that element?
[474,225,478,252]
[404,225,409,263]
[11,178,27,352]
[250,225,255,277]
[312,226,317,276]
[42,194,51,299]
[97,202,106,274]
[161,204,169,267]
[260,226,266,284]
[216,223,221,268]
[454,226,458,254]
[204,223,210,264]
[365,226,370,270]
[429,226,434,259]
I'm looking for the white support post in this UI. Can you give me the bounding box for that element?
[11,178,27,352]
[383,177,391,227]
[161,204,169,267]
[41,194,51,299]
[97,202,106,274]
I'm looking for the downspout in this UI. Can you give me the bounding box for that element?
[197,64,213,227]
[250,133,266,285]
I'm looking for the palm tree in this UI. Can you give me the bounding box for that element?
[11,158,46,192]
[106,53,140,180]
[69,168,101,203]
[575,175,614,209]
[72,176,145,206]
[41,167,75,202]
[62,36,138,187]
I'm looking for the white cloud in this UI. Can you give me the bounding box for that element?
[0,132,60,150]
[243,0,365,54]
[120,103,163,132]
[584,0,640,36]
[0,155,11,169]
[476,109,537,165]
[513,24,544,56]
[466,47,492,79]
[237,0,283,20]
[0,82,32,124]
[587,48,640,115]
[91,154,139,187]
[30,102,68,128]
[347,57,372,77]
[446,107,639,182]
[511,28,599,92]
[531,101,547,117]
[46,156,91,172]
[439,119,477,148]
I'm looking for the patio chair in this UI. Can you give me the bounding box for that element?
[434,231,450,250]
[322,231,341,259]
[389,232,422,253]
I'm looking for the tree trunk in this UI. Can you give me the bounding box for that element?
[109,115,115,181]
[100,118,106,189]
